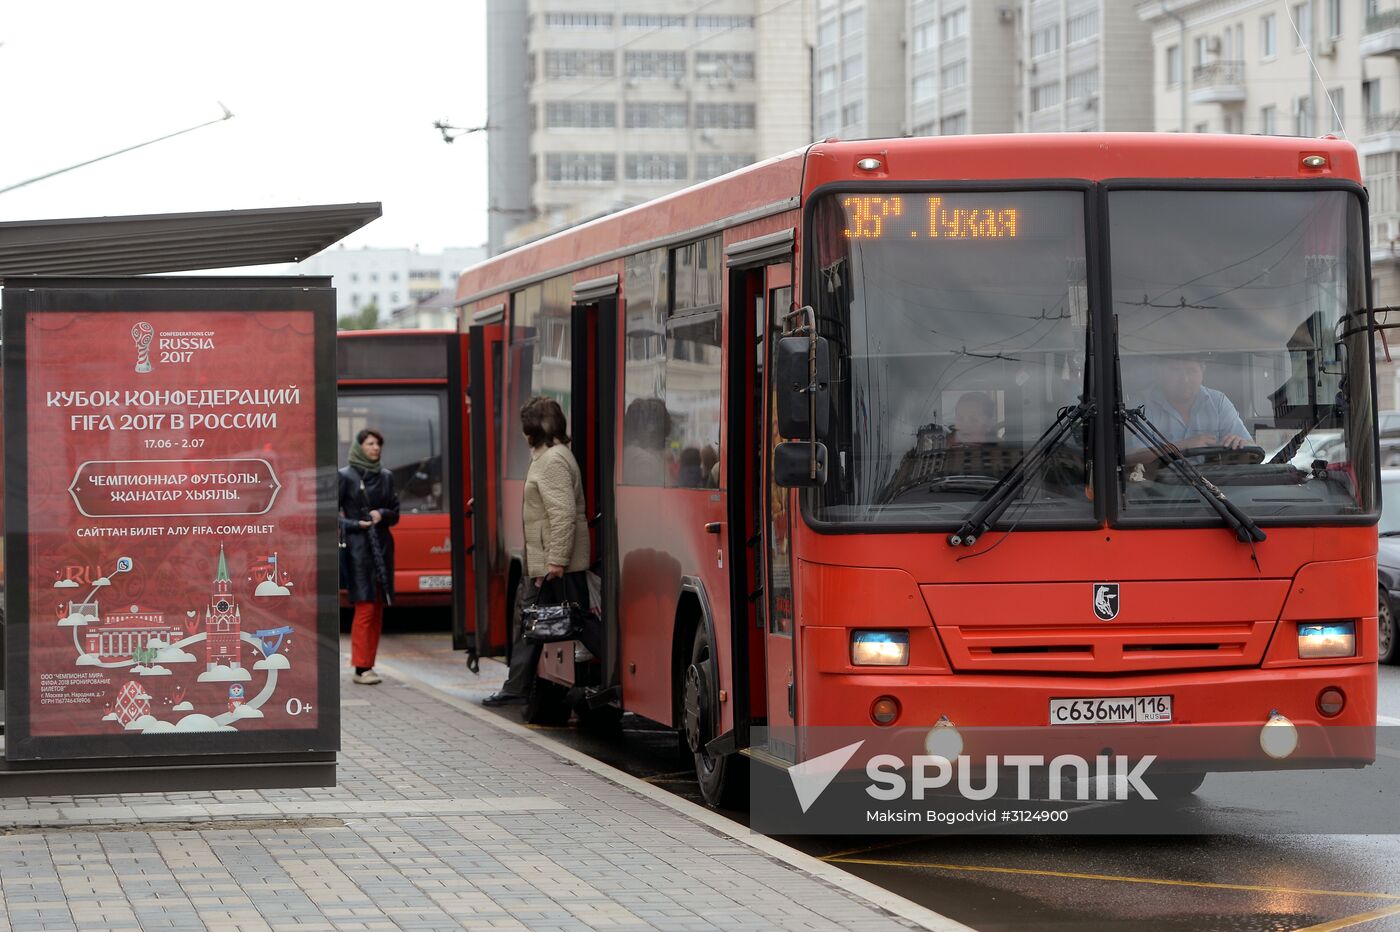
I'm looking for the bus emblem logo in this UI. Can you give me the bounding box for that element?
[1093,583,1120,621]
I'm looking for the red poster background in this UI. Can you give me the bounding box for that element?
[25,310,319,739]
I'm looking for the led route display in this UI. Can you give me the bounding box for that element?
[841,195,1020,241]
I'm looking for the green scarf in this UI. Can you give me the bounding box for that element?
[348,439,382,474]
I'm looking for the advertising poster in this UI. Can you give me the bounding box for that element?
[3,281,338,762]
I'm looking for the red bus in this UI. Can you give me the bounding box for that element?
[457,134,1381,807]
[336,330,464,611]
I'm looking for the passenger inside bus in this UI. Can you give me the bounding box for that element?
[950,392,998,446]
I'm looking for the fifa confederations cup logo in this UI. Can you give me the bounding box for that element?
[131,321,154,373]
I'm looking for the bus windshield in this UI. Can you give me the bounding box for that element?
[1111,189,1375,522]
[809,189,1094,527]
[338,392,448,514]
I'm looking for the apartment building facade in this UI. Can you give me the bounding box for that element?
[813,0,1152,141]
[486,0,811,252]
[1139,0,1400,404]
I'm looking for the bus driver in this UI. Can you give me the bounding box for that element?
[1130,354,1251,460]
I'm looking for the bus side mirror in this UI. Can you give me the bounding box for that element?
[773,441,828,487]
[775,335,831,439]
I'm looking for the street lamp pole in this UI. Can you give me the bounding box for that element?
[0,102,234,196]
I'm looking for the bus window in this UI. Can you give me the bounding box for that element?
[338,392,448,514]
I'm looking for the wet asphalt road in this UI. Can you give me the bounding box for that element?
[370,614,1400,932]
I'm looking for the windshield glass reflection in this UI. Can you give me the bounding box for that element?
[810,190,1094,527]
[1111,189,1374,521]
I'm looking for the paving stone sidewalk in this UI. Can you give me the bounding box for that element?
[0,665,927,931]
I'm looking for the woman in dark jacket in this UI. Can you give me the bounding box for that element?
[338,428,400,685]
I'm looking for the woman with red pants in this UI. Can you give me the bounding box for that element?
[338,428,399,685]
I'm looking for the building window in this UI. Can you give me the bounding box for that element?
[350,273,359,284]
[1067,10,1098,44]
[940,112,967,135]
[910,121,936,136]
[544,101,616,128]
[1194,121,1210,133]
[912,21,936,53]
[543,12,613,29]
[622,13,684,29]
[940,60,967,89]
[1327,0,1342,37]
[1261,104,1277,134]
[842,101,864,126]
[545,152,616,183]
[817,110,839,136]
[842,54,864,82]
[625,50,686,79]
[1295,95,1313,136]
[817,18,837,46]
[912,72,937,102]
[1261,14,1277,57]
[370,272,379,283]
[1193,35,1209,67]
[695,103,756,129]
[626,102,687,129]
[695,14,753,29]
[1067,68,1098,102]
[940,7,967,42]
[1166,45,1182,86]
[818,66,838,92]
[1031,82,1061,112]
[1292,3,1311,48]
[1329,87,1344,132]
[695,153,753,179]
[1031,24,1059,58]
[544,50,615,79]
[842,8,864,35]
[695,51,755,79]
[626,153,688,182]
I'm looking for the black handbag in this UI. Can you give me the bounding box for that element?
[521,601,586,643]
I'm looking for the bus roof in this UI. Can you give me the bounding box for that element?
[457,133,1361,307]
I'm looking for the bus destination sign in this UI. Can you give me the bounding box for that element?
[841,195,1020,241]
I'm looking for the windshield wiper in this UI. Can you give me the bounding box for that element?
[1120,407,1266,544]
[948,400,1093,547]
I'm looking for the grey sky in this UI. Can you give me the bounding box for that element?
[1,1,489,253]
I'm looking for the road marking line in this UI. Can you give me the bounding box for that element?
[1294,903,1400,931]
[825,857,1400,901]
[1377,715,1400,726]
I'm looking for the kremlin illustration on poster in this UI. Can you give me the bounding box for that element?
[54,542,298,734]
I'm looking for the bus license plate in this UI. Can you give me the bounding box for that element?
[1049,696,1172,725]
[418,575,452,591]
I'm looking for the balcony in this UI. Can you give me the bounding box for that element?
[1362,10,1400,58]
[1361,110,1400,157]
[1190,60,1245,105]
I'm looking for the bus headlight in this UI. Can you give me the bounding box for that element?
[851,630,909,666]
[1297,622,1356,659]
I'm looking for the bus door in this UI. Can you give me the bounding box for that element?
[463,310,508,661]
[726,232,797,762]
[571,278,620,699]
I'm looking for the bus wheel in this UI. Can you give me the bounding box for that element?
[524,677,570,726]
[682,626,747,809]
[1142,772,1206,800]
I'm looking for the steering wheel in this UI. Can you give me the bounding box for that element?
[1168,444,1266,465]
